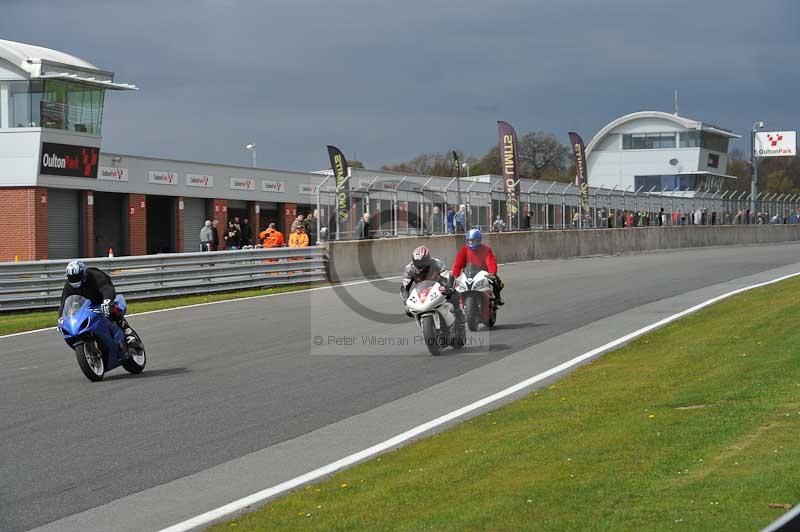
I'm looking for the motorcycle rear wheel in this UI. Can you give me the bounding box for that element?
[75,340,104,382]
[121,330,146,374]
[487,307,497,328]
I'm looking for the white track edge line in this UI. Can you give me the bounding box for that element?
[155,269,800,532]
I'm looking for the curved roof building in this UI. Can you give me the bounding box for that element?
[586,111,740,193]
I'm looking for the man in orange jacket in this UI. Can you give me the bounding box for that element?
[288,225,309,248]
[259,223,285,248]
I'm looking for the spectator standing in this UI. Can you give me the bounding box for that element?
[429,205,444,234]
[454,204,467,233]
[240,217,253,247]
[446,207,455,234]
[304,211,317,244]
[354,212,371,239]
[288,225,309,247]
[694,208,702,225]
[572,211,580,229]
[525,211,532,230]
[492,215,506,232]
[259,222,285,248]
[211,219,220,250]
[199,220,214,252]
[224,221,241,250]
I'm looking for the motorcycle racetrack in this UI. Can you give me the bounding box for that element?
[3,243,800,532]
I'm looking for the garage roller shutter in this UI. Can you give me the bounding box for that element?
[47,189,81,260]
[182,197,206,252]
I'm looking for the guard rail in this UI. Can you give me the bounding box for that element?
[0,247,326,312]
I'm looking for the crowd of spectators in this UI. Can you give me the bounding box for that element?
[199,203,800,249]
[198,210,320,252]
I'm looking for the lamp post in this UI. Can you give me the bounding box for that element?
[461,162,470,178]
[452,151,462,207]
[245,143,256,168]
[751,122,764,216]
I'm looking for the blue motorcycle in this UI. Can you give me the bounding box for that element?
[58,294,146,382]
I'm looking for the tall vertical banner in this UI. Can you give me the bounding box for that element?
[497,121,520,221]
[327,145,350,221]
[568,132,590,228]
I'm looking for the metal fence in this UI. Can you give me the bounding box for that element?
[313,174,800,239]
[0,247,326,312]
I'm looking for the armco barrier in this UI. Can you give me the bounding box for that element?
[324,225,800,282]
[0,247,326,312]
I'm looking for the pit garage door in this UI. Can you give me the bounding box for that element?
[94,192,126,257]
[182,197,206,252]
[47,188,81,260]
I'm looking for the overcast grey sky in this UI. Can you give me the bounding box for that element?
[3,0,798,171]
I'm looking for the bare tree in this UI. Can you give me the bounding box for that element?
[517,131,570,179]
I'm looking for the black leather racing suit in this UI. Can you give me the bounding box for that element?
[400,259,464,324]
[59,267,134,341]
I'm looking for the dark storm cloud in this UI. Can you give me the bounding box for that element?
[2,0,798,170]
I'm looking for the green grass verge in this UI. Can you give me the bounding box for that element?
[0,282,325,336]
[211,276,800,532]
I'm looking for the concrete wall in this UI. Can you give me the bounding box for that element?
[325,225,800,282]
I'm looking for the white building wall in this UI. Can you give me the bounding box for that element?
[587,114,733,189]
[0,129,40,186]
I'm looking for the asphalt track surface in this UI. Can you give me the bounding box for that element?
[3,243,800,532]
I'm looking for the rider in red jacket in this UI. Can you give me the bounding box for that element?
[452,229,504,305]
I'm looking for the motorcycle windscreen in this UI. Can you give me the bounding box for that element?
[62,295,89,317]
[414,280,437,302]
[463,264,483,278]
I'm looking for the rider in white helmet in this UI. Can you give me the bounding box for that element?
[60,260,139,347]
[401,245,465,325]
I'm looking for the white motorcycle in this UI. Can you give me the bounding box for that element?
[455,264,497,331]
[405,278,466,356]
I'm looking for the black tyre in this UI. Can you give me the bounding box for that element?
[121,331,146,374]
[422,315,441,356]
[465,295,480,331]
[487,307,497,328]
[451,321,467,351]
[75,340,104,382]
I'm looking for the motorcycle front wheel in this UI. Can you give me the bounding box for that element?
[465,295,480,332]
[422,315,442,356]
[75,339,105,382]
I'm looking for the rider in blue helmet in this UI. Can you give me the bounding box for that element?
[452,229,504,305]
[60,260,139,347]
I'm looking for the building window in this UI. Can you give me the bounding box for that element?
[622,133,677,150]
[679,131,700,148]
[0,81,34,128]
[635,174,703,192]
[701,132,729,153]
[0,80,105,134]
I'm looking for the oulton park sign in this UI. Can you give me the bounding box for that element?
[755,131,797,157]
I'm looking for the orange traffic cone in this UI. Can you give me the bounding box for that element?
[108,248,114,258]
